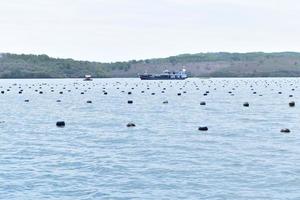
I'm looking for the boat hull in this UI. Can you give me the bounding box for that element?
[140,76,187,80]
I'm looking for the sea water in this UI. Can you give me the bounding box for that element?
[0,78,299,200]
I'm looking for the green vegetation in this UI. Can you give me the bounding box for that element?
[1,52,300,78]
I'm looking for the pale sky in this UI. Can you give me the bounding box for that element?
[0,0,299,62]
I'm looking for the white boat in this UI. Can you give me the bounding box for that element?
[83,75,93,81]
[139,68,188,80]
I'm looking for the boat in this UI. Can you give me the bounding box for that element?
[139,68,188,80]
[83,74,93,81]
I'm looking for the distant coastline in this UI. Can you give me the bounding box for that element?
[1,52,300,78]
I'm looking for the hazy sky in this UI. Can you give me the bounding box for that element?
[0,0,299,62]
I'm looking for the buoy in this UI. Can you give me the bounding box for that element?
[243,102,249,107]
[280,128,290,133]
[128,100,133,104]
[198,126,208,131]
[163,100,168,104]
[127,123,135,127]
[289,101,295,107]
[87,100,92,103]
[56,121,65,127]
[200,101,206,105]
[24,100,29,102]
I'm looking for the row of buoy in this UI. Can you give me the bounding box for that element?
[17,98,297,108]
[54,121,291,133]
[1,80,298,136]
[0,81,297,96]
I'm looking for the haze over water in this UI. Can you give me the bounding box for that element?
[0,78,299,199]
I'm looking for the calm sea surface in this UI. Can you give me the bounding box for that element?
[0,78,299,200]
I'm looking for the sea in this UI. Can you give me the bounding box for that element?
[0,78,299,200]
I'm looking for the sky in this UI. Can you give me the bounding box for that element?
[0,0,300,62]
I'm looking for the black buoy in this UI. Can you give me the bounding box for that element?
[280,128,290,133]
[289,101,295,107]
[200,101,206,105]
[126,123,136,127]
[163,100,168,104]
[128,100,133,104]
[243,102,249,107]
[56,121,65,127]
[87,100,92,103]
[198,126,208,131]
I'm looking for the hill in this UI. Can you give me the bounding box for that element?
[1,52,300,78]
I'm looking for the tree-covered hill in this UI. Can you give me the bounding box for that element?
[1,52,300,78]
